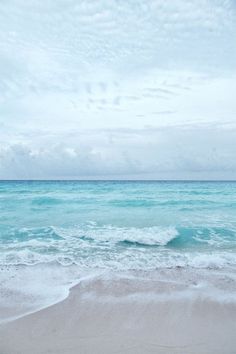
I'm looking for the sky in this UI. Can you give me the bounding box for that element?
[0,0,236,180]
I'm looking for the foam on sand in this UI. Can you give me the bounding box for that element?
[1,270,236,354]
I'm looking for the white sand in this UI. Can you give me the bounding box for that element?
[0,271,236,354]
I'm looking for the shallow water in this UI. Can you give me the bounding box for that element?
[1,180,236,269]
[0,180,236,322]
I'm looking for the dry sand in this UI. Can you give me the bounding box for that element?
[0,273,236,354]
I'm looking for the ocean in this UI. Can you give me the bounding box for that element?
[1,180,236,322]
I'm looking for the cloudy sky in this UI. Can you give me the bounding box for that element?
[0,0,236,179]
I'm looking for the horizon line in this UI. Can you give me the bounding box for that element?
[1,179,236,183]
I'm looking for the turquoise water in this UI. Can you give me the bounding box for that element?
[1,181,236,270]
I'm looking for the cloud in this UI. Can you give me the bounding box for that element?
[1,124,236,179]
[0,0,235,98]
[0,0,236,179]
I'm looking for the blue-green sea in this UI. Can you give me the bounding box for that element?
[1,180,236,269]
[1,181,236,322]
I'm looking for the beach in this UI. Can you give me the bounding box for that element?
[1,0,236,350]
[0,181,236,353]
[1,269,236,354]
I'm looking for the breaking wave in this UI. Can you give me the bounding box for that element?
[1,223,236,269]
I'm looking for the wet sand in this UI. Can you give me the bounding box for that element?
[1,272,236,354]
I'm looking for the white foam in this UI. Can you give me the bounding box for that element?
[0,264,89,324]
[1,224,236,270]
[1,264,236,324]
[77,225,179,246]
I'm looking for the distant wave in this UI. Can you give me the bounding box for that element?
[31,197,65,206]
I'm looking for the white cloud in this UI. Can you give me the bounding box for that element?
[1,124,236,179]
[0,0,236,179]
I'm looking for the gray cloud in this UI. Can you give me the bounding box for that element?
[0,0,236,179]
[1,125,235,180]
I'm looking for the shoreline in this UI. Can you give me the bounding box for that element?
[1,269,236,354]
[1,265,236,324]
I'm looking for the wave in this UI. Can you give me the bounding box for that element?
[109,199,157,208]
[1,223,236,269]
[107,198,235,208]
[31,197,65,206]
[76,225,179,246]
[1,248,236,270]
